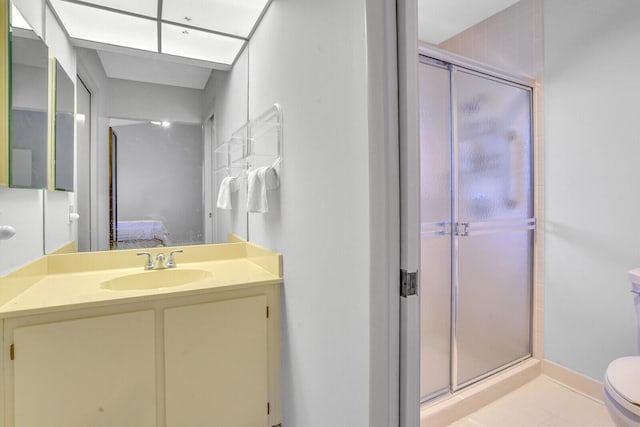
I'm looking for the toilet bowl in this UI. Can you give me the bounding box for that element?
[604,356,640,426]
[603,269,640,426]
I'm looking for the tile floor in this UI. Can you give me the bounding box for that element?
[448,376,614,427]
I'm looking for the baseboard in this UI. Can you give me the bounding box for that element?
[542,359,604,403]
[420,358,541,427]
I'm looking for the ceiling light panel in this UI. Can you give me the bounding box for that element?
[49,0,157,52]
[161,23,244,65]
[63,0,157,18]
[162,0,270,38]
[11,4,32,30]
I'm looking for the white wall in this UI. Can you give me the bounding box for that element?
[0,187,43,276]
[113,123,204,245]
[544,0,640,380]
[246,0,373,425]
[44,191,74,253]
[107,79,202,124]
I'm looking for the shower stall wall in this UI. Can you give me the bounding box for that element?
[419,56,534,402]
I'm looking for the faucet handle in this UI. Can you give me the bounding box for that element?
[136,252,155,270]
[167,249,183,268]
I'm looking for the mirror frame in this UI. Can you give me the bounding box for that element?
[9,25,51,189]
[53,58,75,192]
[0,0,9,186]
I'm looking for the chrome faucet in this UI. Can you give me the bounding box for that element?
[137,249,183,270]
[167,249,183,268]
[136,252,155,270]
[156,253,167,269]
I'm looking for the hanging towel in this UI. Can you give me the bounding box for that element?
[216,176,239,210]
[247,166,279,213]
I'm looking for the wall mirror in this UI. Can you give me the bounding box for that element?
[54,60,74,191]
[62,45,250,253]
[9,4,49,189]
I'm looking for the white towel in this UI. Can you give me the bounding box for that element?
[216,176,239,210]
[247,166,279,213]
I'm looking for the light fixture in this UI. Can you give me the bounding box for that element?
[48,0,273,66]
[67,0,157,19]
[161,121,171,128]
[150,121,161,126]
[49,0,157,52]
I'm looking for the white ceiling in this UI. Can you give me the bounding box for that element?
[48,0,271,67]
[97,50,213,90]
[418,0,520,45]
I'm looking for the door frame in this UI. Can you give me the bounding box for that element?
[397,4,540,419]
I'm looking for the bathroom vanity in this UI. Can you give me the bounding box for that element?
[0,242,282,427]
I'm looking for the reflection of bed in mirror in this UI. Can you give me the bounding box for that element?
[115,220,170,249]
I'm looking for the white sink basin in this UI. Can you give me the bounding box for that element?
[101,269,213,291]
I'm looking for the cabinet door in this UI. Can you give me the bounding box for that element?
[12,311,156,427]
[164,296,268,427]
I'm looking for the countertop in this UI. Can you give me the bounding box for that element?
[0,242,282,318]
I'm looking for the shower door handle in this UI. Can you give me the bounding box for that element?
[455,218,536,237]
[421,221,451,236]
[454,222,469,237]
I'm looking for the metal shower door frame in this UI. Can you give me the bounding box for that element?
[417,43,537,397]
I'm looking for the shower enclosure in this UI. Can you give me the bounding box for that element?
[418,55,534,401]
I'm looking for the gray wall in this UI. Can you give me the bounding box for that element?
[544,0,640,380]
[114,123,204,246]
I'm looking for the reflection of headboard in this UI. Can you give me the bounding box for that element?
[115,220,170,249]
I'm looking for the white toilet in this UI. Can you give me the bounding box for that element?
[603,268,640,426]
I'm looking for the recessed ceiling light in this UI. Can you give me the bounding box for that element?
[162,0,270,38]
[161,121,171,128]
[161,23,244,65]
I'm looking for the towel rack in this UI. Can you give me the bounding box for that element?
[213,104,283,177]
[214,122,248,177]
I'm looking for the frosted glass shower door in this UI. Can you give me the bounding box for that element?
[419,59,452,400]
[452,68,533,388]
[418,60,452,400]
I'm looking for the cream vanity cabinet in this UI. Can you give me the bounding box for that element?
[1,284,281,427]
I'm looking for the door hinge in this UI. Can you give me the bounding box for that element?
[267,402,270,414]
[400,269,418,297]
[266,306,269,318]
[10,344,14,361]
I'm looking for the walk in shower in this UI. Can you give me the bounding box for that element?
[418,55,534,402]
